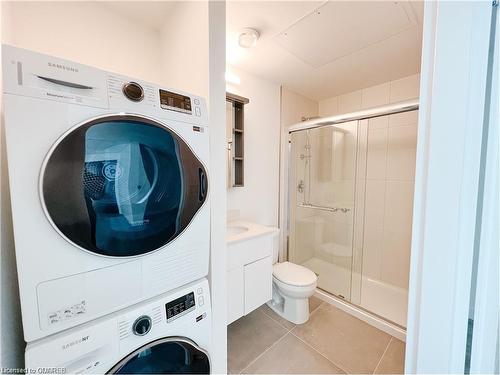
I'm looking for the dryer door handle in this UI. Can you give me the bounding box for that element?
[198,168,207,201]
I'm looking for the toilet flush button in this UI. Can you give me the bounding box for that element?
[198,296,204,306]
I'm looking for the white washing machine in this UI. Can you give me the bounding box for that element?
[25,278,211,374]
[2,45,210,342]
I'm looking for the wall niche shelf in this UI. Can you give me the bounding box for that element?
[226,92,249,188]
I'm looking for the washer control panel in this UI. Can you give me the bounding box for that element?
[159,89,192,114]
[166,292,196,322]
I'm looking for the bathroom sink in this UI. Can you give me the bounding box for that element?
[227,225,249,236]
[226,220,278,244]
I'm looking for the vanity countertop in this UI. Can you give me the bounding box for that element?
[226,220,279,244]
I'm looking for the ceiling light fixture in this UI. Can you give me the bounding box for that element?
[238,28,260,48]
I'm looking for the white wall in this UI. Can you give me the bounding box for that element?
[226,66,281,226]
[160,1,209,97]
[1,1,163,83]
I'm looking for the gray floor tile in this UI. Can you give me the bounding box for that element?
[375,338,406,374]
[309,295,323,313]
[228,308,288,373]
[259,296,324,331]
[291,303,392,374]
[258,303,296,330]
[242,333,345,374]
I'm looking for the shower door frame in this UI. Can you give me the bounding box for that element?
[279,99,419,339]
[279,99,419,261]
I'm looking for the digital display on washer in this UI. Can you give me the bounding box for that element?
[159,89,192,114]
[166,292,196,322]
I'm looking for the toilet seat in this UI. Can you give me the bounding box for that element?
[273,261,317,287]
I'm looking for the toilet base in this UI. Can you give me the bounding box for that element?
[267,284,311,324]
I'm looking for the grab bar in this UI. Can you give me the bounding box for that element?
[298,203,351,213]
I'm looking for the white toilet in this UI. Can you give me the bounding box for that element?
[267,261,318,324]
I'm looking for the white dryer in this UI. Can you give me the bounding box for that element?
[2,45,210,341]
[25,278,211,374]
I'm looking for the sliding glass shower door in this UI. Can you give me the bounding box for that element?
[288,121,359,300]
[288,111,418,327]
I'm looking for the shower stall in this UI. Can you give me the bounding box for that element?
[286,101,419,329]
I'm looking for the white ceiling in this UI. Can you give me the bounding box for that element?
[227,1,424,100]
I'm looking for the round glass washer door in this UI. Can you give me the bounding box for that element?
[41,114,208,257]
[107,337,210,374]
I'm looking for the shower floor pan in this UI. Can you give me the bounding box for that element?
[302,256,408,327]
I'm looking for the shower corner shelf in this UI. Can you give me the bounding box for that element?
[227,92,249,188]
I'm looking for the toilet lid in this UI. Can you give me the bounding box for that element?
[273,262,317,287]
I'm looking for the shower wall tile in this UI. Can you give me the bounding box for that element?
[360,113,417,290]
[343,132,358,180]
[353,179,366,252]
[368,116,389,130]
[319,74,420,117]
[362,180,386,280]
[362,219,384,281]
[338,90,362,113]
[381,181,414,288]
[386,124,418,181]
[365,180,386,218]
[389,110,419,127]
[319,96,339,116]
[352,120,368,299]
[366,128,388,180]
[293,212,319,264]
[384,181,414,237]
[381,229,412,289]
[352,177,366,301]
[357,120,368,174]
[331,225,346,249]
[362,82,390,109]
[389,74,420,103]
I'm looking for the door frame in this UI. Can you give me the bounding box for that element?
[468,3,499,373]
[405,1,497,372]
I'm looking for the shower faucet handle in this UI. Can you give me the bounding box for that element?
[297,180,305,193]
[340,208,350,213]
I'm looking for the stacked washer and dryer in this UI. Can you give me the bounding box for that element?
[2,45,212,373]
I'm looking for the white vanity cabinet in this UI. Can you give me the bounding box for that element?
[226,222,278,325]
[243,256,273,314]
